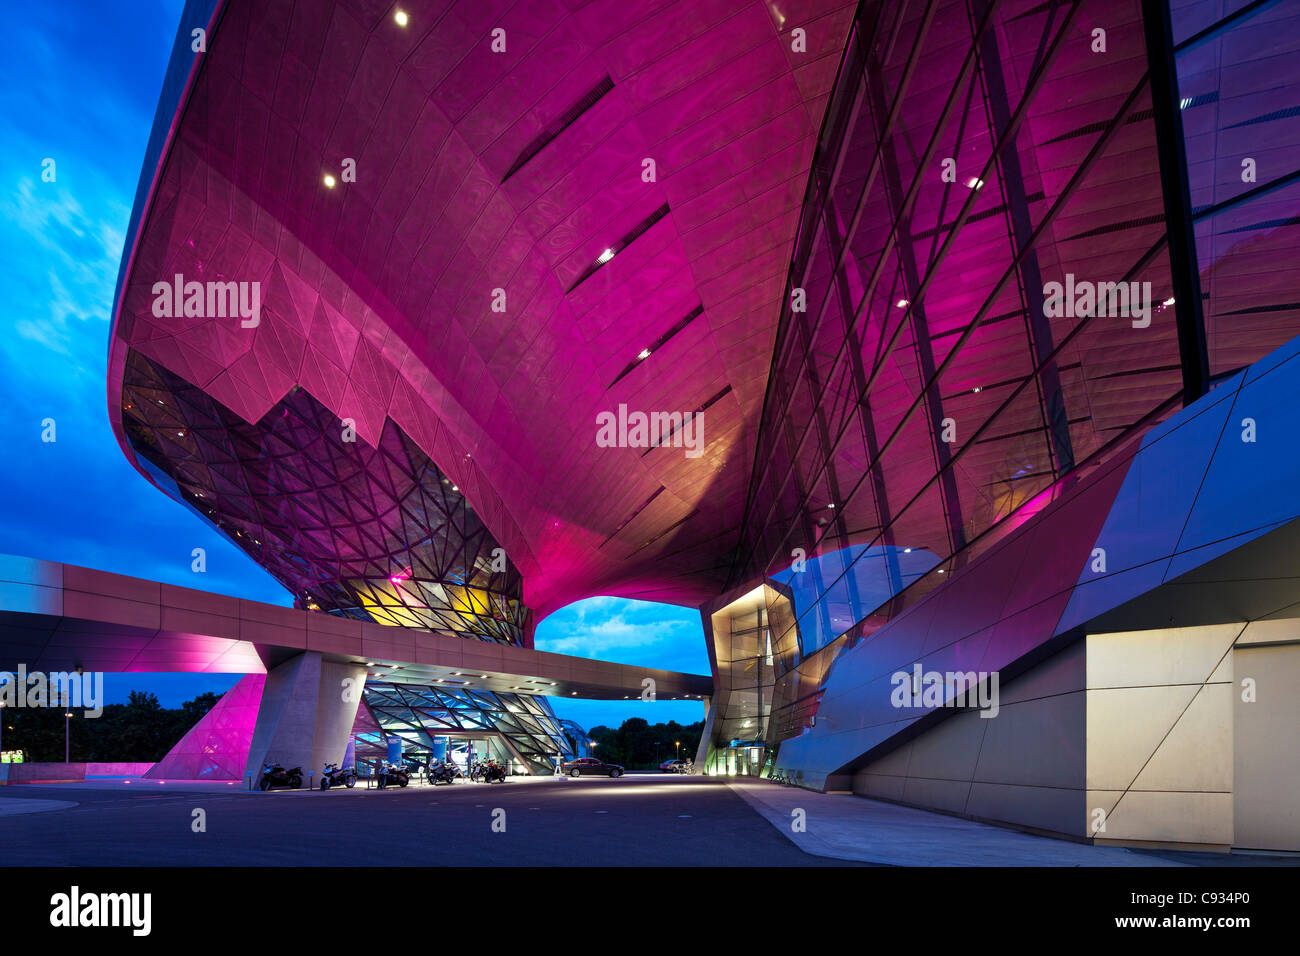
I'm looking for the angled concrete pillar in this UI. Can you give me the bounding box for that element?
[244,652,366,787]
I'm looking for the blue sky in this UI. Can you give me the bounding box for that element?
[0,1,706,731]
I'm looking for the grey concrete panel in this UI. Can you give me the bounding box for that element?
[1233,643,1300,850]
[965,781,1086,838]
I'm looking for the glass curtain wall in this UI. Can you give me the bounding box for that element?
[730,0,1240,752]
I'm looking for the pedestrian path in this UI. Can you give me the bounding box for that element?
[729,781,1186,867]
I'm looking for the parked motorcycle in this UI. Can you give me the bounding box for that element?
[475,759,507,784]
[319,762,357,790]
[258,763,302,790]
[376,762,410,789]
[427,760,461,785]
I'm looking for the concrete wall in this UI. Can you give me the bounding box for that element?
[245,651,366,787]
[1233,634,1300,851]
[1086,624,1237,848]
[853,641,1087,838]
[0,762,154,784]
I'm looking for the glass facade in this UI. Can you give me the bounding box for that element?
[1172,0,1300,377]
[708,0,1300,769]
[121,349,593,773]
[121,350,530,644]
[355,681,581,776]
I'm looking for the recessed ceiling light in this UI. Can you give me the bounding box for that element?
[896,298,909,308]
[597,248,615,264]
[972,387,982,393]
[637,348,651,360]
[323,174,336,188]
[1163,296,1176,306]
[967,177,984,189]
[394,9,408,26]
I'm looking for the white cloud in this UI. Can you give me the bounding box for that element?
[536,597,698,661]
[1,178,125,358]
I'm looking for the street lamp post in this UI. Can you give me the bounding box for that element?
[64,711,72,763]
[675,740,681,760]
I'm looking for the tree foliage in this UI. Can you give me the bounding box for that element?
[585,717,704,769]
[2,691,221,763]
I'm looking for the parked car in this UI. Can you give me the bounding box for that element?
[659,759,688,773]
[563,757,624,778]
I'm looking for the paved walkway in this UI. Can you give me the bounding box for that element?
[729,782,1185,867]
[0,776,853,866]
[0,798,78,816]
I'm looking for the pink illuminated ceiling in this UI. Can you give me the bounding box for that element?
[108,0,857,618]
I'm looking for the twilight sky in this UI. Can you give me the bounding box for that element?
[0,0,707,732]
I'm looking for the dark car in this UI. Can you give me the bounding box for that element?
[659,759,688,773]
[563,757,624,778]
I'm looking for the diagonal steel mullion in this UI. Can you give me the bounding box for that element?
[744,0,1078,574]
[818,74,1152,557]
[752,41,1144,583]
[743,0,1004,569]
[843,230,1175,590]
[972,0,1075,477]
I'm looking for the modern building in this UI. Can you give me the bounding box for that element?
[0,0,1290,849]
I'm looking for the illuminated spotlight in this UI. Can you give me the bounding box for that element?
[827,503,835,509]
[1180,97,1193,110]
[1163,296,1176,306]
[972,386,982,393]
[323,174,336,188]
[937,569,946,574]
[394,9,408,27]
[895,298,909,308]
[596,248,615,264]
[903,548,912,553]
[637,348,651,360]
[966,177,984,189]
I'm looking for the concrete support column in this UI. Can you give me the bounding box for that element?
[244,652,366,788]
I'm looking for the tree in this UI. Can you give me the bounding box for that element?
[2,690,222,763]
[582,717,705,769]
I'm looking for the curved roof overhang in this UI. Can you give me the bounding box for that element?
[108,0,857,618]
